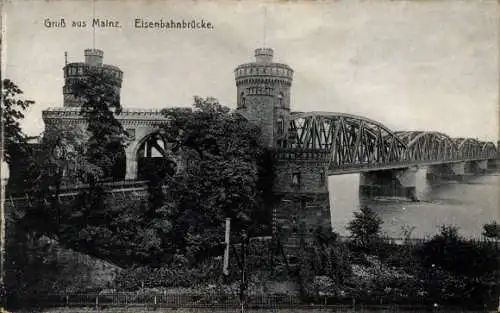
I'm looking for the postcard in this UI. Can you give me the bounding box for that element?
[1,1,499,312]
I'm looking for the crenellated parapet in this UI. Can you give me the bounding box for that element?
[234,50,293,100]
[235,64,293,85]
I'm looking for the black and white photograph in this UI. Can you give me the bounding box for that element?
[1,0,499,312]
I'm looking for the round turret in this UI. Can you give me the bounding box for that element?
[63,49,123,107]
[84,49,104,66]
[235,48,294,148]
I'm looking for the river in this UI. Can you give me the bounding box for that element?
[328,168,499,239]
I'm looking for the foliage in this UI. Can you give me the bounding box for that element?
[159,97,270,260]
[1,79,35,163]
[417,225,498,277]
[298,227,352,300]
[415,225,499,306]
[49,68,132,266]
[18,124,103,239]
[56,196,177,268]
[346,206,383,250]
[4,234,63,308]
[114,258,222,291]
[347,255,422,305]
[70,67,127,182]
[38,123,102,185]
[2,79,37,192]
[482,221,500,239]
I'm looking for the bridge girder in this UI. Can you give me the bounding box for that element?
[480,141,497,159]
[282,112,407,167]
[453,138,482,160]
[276,113,498,171]
[394,131,459,162]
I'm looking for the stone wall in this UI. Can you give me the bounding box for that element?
[272,160,331,237]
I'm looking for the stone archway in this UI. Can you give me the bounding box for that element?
[128,131,181,181]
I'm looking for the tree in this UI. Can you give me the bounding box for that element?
[1,79,35,307]
[482,221,500,239]
[159,96,269,260]
[52,67,129,263]
[159,97,270,310]
[23,124,101,237]
[1,79,37,192]
[70,67,127,183]
[1,79,35,163]
[346,206,383,250]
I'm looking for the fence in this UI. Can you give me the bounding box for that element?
[16,292,493,312]
[22,293,301,309]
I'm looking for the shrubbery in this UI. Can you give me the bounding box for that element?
[297,228,352,300]
[114,257,222,291]
[415,225,499,307]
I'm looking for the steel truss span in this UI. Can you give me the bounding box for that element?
[277,112,497,171]
[395,131,459,162]
[282,112,407,167]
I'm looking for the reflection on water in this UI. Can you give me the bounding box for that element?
[329,168,499,238]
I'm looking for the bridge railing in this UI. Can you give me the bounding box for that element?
[273,148,498,168]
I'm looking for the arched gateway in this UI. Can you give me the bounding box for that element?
[42,49,171,181]
[42,107,170,180]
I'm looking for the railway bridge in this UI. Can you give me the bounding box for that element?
[7,48,499,236]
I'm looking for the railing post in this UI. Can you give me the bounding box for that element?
[95,295,99,310]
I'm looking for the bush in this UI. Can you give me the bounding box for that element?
[114,257,222,291]
[415,225,500,307]
[417,225,498,277]
[297,229,352,300]
[483,221,500,239]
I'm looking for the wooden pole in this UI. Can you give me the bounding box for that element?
[223,218,231,276]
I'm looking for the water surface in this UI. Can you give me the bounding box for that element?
[329,168,499,238]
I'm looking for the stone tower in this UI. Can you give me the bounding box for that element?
[63,49,123,107]
[234,48,294,148]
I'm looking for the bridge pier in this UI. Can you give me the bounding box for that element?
[487,159,499,170]
[359,166,418,201]
[465,160,488,175]
[125,147,138,180]
[426,162,465,181]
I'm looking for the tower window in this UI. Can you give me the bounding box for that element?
[277,117,284,136]
[278,91,285,107]
[319,170,325,185]
[292,172,301,186]
[240,92,246,108]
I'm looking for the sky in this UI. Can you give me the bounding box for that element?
[3,0,499,142]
